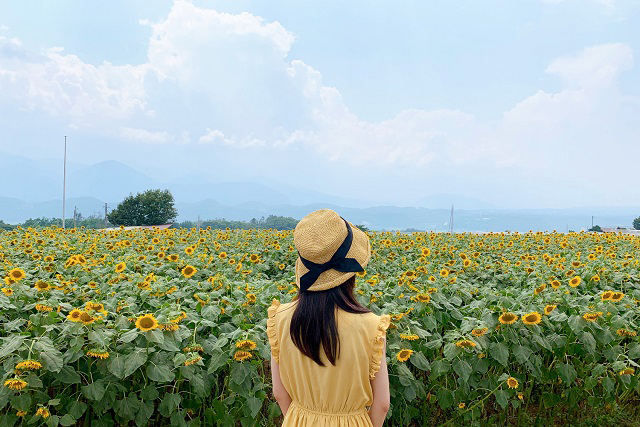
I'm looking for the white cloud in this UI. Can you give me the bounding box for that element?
[120,127,174,144]
[0,2,636,179]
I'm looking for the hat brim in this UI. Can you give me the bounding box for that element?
[295,221,371,292]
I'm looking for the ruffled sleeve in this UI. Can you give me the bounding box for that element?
[369,314,391,379]
[266,299,281,364]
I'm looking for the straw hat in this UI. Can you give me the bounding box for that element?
[294,209,371,292]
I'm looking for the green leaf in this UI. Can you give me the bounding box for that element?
[453,359,472,383]
[246,396,263,418]
[557,362,577,384]
[119,329,139,343]
[409,351,430,371]
[140,386,160,402]
[54,366,81,384]
[580,331,596,354]
[159,393,181,417]
[397,364,414,386]
[629,343,640,359]
[123,348,148,378]
[230,362,250,385]
[542,392,560,407]
[10,394,31,411]
[443,343,461,360]
[145,330,164,345]
[0,335,25,359]
[146,364,175,383]
[114,394,140,421]
[44,415,60,427]
[602,376,615,394]
[108,354,125,379]
[429,359,450,380]
[490,342,509,367]
[435,389,453,410]
[513,345,533,364]
[170,412,187,427]
[567,314,584,334]
[135,400,154,427]
[207,351,229,373]
[494,390,509,409]
[59,415,76,427]
[66,401,87,419]
[81,381,106,401]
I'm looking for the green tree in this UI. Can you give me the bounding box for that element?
[108,189,178,226]
[588,225,602,232]
[633,217,640,230]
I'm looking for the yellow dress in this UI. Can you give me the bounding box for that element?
[267,299,391,427]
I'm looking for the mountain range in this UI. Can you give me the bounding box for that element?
[2,152,639,231]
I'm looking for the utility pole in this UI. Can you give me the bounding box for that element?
[104,203,108,228]
[591,216,594,229]
[197,214,201,233]
[62,136,67,229]
[449,204,454,234]
[73,206,77,228]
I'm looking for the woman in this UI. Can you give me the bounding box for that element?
[267,209,391,427]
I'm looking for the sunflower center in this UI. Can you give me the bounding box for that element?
[139,317,155,328]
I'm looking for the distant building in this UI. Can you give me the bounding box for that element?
[601,227,640,236]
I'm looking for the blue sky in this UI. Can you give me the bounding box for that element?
[1,0,639,208]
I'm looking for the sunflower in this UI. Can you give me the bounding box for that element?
[249,254,260,263]
[67,309,83,322]
[278,263,286,270]
[517,393,524,400]
[114,262,126,273]
[458,403,466,409]
[44,256,54,262]
[416,294,431,303]
[455,340,476,348]
[550,279,561,289]
[8,268,26,281]
[15,360,42,372]
[86,350,110,359]
[167,254,179,262]
[421,248,431,256]
[522,312,542,325]
[185,355,203,366]
[16,410,27,417]
[135,314,159,332]
[79,311,94,325]
[472,327,488,337]
[234,350,253,362]
[236,340,258,350]
[400,333,420,341]
[185,247,194,255]
[396,349,414,362]
[246,293,257,304]
[35,407,50,418]
[4,378,28,391]
[499,312,518,325]
[506,377,519,389]
[610,292,624,302]
[601,291,613,301]
[544,305,557,315]
[534,284,546,295]
[568,276,581,287]
[157,252,166,259]
[181,265,197,278]
[1,287,13,296]
[619,368,635,376]
[218,252,227,259]
[439,269,449,278]
[582,312,603,322]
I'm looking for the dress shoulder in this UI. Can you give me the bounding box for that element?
[266,299,281,364]
[369,313,391,380]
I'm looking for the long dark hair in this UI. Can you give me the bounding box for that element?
[289,275,371,366]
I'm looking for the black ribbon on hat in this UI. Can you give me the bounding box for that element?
[298,218,364,292]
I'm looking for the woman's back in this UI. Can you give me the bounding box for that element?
[268,299,390,425]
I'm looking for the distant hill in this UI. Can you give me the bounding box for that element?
[417,193,499,210]
[2,195,637,232]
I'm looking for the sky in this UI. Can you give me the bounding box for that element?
[1,0,639,209]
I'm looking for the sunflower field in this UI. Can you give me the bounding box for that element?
[0,226,639,427]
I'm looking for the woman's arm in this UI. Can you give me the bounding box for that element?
[271,356,292,417]
[368,339,391,427]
